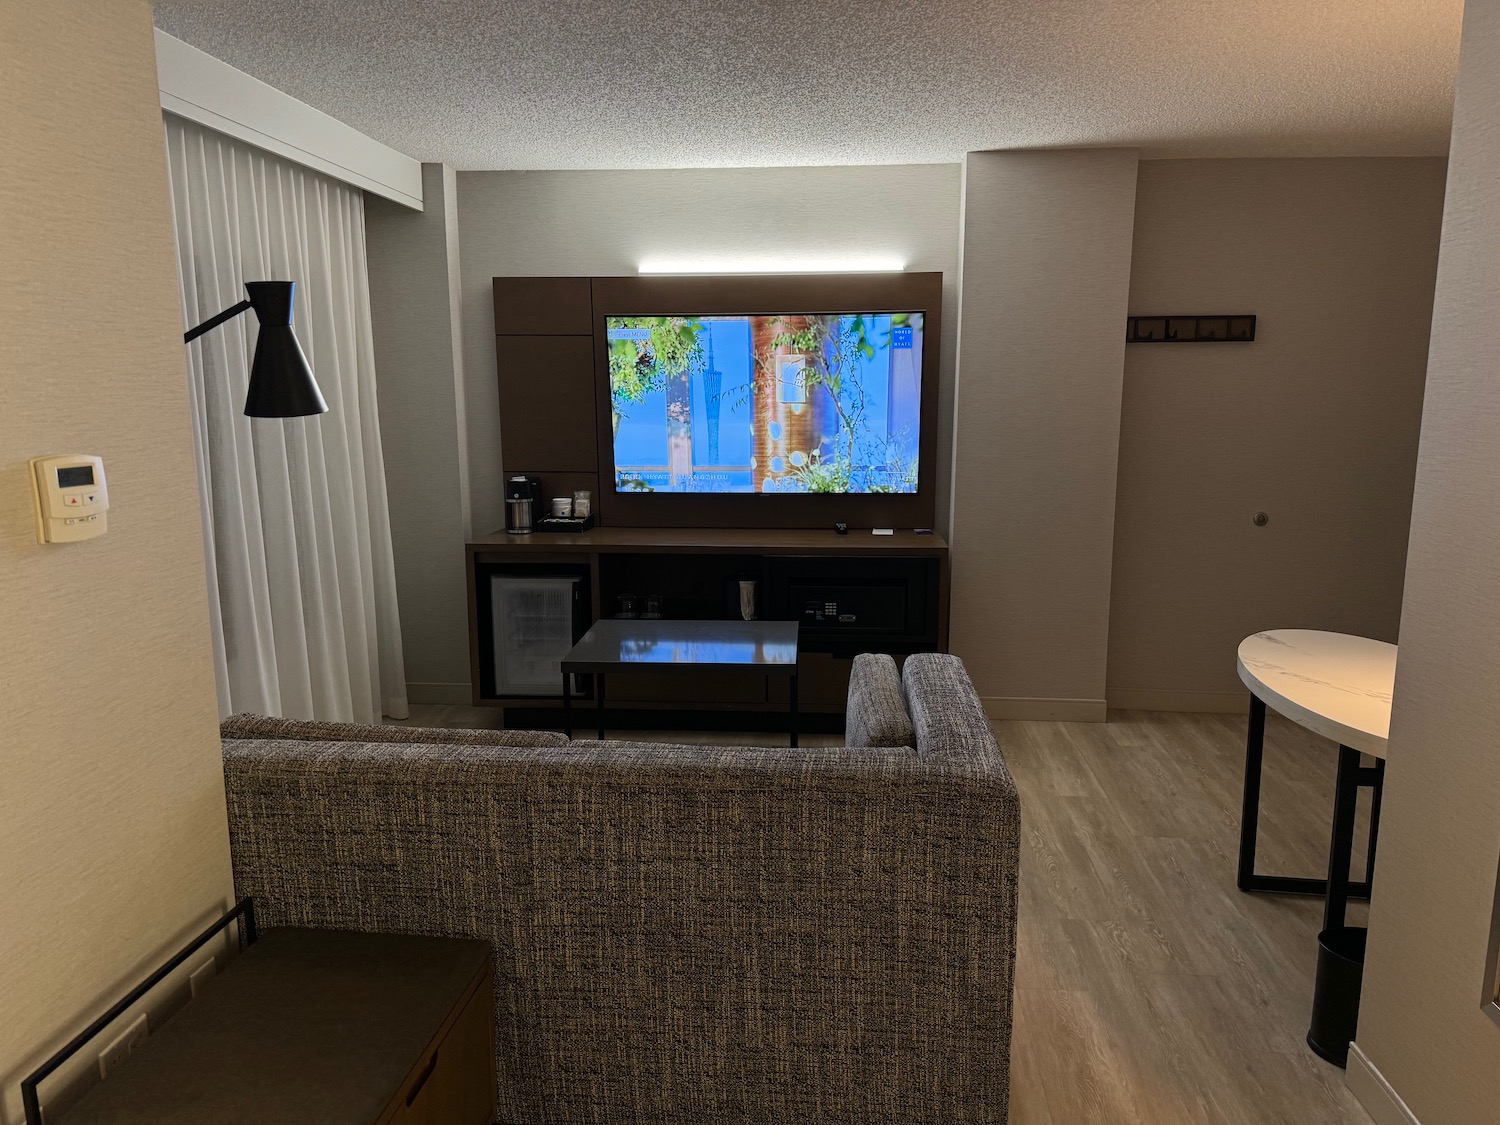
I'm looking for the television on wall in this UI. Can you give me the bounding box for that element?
[607,312,924,496]
[592,273,942,529]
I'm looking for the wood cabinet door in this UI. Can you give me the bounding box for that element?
[387,975,496,1125]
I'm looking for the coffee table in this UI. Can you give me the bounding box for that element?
[561,619,800,744]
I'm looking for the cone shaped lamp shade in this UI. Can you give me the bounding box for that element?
[242,281,328,418]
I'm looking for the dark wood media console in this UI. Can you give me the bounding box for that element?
[466,527,949,726]
[482,270,948,731]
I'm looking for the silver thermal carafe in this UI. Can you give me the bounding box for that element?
[505,475,542,534]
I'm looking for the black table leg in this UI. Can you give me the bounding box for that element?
[562,670,572,738]
[1307,744,1381,1067]
[1237,694,1269,891]
[1325,746,1379,932]
[1324,746,1361,931]
[597,673,606,740]
[789,671,798,748]
[1362,758,1386,888]
[1238,694,1375,900]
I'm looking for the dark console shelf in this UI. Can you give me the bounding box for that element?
[466,527,949,716]
[468,526,948,556]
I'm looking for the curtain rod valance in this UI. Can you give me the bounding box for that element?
[156,29,423,211]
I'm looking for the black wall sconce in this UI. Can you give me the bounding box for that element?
[183,281,329,418]
[1127,315,1256,343]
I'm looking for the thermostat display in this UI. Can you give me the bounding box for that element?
[30,454,109,543]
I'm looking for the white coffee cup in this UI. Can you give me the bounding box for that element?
[550,497,572,518]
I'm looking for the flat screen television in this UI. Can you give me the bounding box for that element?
[606,312,924,496]
[590,273,942,529]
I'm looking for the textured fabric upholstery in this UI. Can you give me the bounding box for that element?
[901,652,996,762]
[222,658,1019,1124]
[844,652,916,747]
[220,711,567,748]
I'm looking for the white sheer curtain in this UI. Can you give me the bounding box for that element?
[164,114,408,723]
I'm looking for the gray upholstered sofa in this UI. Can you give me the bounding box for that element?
[220,652,1020,1124]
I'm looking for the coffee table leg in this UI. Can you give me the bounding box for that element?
[789,671,798,748]
[562,670,572,738]
[597,673,606,741]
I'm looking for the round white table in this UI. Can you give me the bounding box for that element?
[1235,629,1397,1066]
[1236,629,1395,758]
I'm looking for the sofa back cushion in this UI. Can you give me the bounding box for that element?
[844,653,915,748]
[220,712,567,748]
[900,652,996,761]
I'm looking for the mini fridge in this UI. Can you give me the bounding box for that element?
[488,572,586,696]
[474,560,591,699]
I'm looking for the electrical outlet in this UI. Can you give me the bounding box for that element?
[189,958,216,999]
[97,1013,148,1079]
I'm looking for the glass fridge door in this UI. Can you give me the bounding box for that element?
[490,575,579,696]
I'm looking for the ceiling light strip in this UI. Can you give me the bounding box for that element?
[638,256,906,275]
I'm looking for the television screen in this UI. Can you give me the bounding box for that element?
[606,312,924,494]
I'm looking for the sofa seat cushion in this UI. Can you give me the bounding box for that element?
[220,712,568,748]
[844,653,916,748]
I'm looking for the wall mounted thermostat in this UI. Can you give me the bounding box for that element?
[29,455,109,543]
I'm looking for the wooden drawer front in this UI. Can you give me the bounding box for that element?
[605,668,769,705]
[387,974,495,1125]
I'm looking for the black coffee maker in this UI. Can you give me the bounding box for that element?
[505,475,542,534]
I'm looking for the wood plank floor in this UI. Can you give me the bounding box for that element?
[999,710,1374,1125]
[397,704,1375,1124]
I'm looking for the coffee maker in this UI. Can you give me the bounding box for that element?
[505,475,542,534]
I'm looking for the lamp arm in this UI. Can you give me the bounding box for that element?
[183,298,254,344]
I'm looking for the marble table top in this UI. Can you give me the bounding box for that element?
[1236,629,1397,758]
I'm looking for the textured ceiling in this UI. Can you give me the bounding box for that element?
[153,0,1462,170]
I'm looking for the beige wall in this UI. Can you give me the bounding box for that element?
[1108,158,1446,711]
[366,163,473,704]
[454,165,963,538]
[0,0,233,1117]
[949,149,1140,720]
[1353,0,1500,1120]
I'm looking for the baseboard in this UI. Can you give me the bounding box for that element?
[981,696,1108,723]
[1106,688,1249,714]
[1346,1043,1422,1125]
[405,681,474,706]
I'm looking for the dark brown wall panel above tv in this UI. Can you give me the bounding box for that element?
[496,334,598,472]
[493,277,593,335]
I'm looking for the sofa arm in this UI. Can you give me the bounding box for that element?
[901,652,999,763]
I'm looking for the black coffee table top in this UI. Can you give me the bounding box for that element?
[561,619,799,673]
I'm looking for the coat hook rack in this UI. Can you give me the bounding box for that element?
[1127,315,1256,343]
